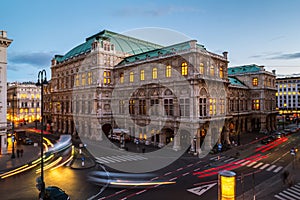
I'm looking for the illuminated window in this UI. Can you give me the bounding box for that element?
[219,67,224,78]
[31,94,34,99]
[209,98,216,115]
[276,93,278,96]
[36,94,40,99]
[152,68,157,79]
[210,65,215,76]
[87,72,92,85]
[140,70,145,81]
[120,73,124,83]
[130,72,134,82]
[199,63,204,74]
[103,71,111,84]
[81,73,86,86]
[252,78,258,86]
[166,65,171,77]
[181,62,188,76]
[279,85,282,88]
[75,74,79,86]
[252,99,260,110]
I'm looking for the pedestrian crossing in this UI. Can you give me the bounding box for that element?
[209,156,283,173]
[274,183,300,200]
[95,154,148,164]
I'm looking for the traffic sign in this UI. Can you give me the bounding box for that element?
[187,183,217,196]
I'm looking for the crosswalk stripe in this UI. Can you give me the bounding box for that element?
[240,161,251,166]
[247,161,257,167]
[95,155,147,164]
[266,164,276,171]
[259,163,270,170]
[277,192,296,200]
[282,190,300,199]
[224,157,235,162]
[291,186,300,193]
[287,188,300,196]
[274,194,288,200]
[273,166,283,173]
[235,159,245,164]
[95,157,110,163]
[253,162,264,169]
[294,185,300,190]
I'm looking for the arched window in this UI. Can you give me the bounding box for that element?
[130,72,134,82]
[199,63,204,74]
[81,73,86,86]
[252,77,258,86]
[219,67,224,78]
[120,72,124,83]
[210,65,215,77]
[166,65,171,77]
[152,68,157,79]
[181,62,188,76]
[140,70,145,81]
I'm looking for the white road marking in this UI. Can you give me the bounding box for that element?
[259,163,270,170]
[253,162,264,169]
[273,166,283,173]
[266,164,276,171]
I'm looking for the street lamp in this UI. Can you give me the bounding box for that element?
[193,136,197,155]
[36,69,48,199]
[11,91,16,159]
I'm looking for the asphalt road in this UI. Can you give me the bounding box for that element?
[0,131,299,200]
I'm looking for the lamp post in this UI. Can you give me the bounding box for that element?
[11,91,16,159]
[193,136,197,155]
[36,69,48,199]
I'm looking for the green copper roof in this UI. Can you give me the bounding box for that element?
[55,30,163,63]
[228,64,262,75]
[228,77,245,86]
[118,40,205,65]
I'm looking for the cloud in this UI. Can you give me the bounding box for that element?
[249,51,300,60]
[8,51,55,68]
[270,52,300,60]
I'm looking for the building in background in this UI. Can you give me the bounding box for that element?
[276,74,300,123]
[0,30,12,154]
[7,82,41,127]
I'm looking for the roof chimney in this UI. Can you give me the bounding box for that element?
[272,70,276,75]
[222,51,228,59]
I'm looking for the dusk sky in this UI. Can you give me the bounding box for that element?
[1,0,300,82]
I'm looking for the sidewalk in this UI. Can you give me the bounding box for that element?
[0,139,40,172]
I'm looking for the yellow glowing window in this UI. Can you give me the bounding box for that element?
[279,85,282,88]
[284,85,286,88]
[293,92,296,95]
[88,72,92,85]
[152,68,157,79]
[283,92,286,95]
[75,74,79,86]
[181,62,188,76]
[276,93,278,96]
[209,98,216,115]
[166,65,171,77]
[252,99,260,110]
[140,70,145,81]
[210,65,215,76]
[103,71,111,84]
[219,67,224,78]
[130,72,134,82]
[81,73,86,86]
[288,92,291,95]
[252,78,258,86]
[31,94,34,99]
[199,63,204,74]
[284,103,287,107]
[120,73,124,83]
[20,109,23,113]
[31,108,34,113]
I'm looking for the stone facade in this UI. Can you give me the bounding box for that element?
[48,30,277,155]
[0,30,12,154]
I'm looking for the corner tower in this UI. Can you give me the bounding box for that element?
[0,30,13,154]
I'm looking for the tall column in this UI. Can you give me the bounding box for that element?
[0,31,12,154]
